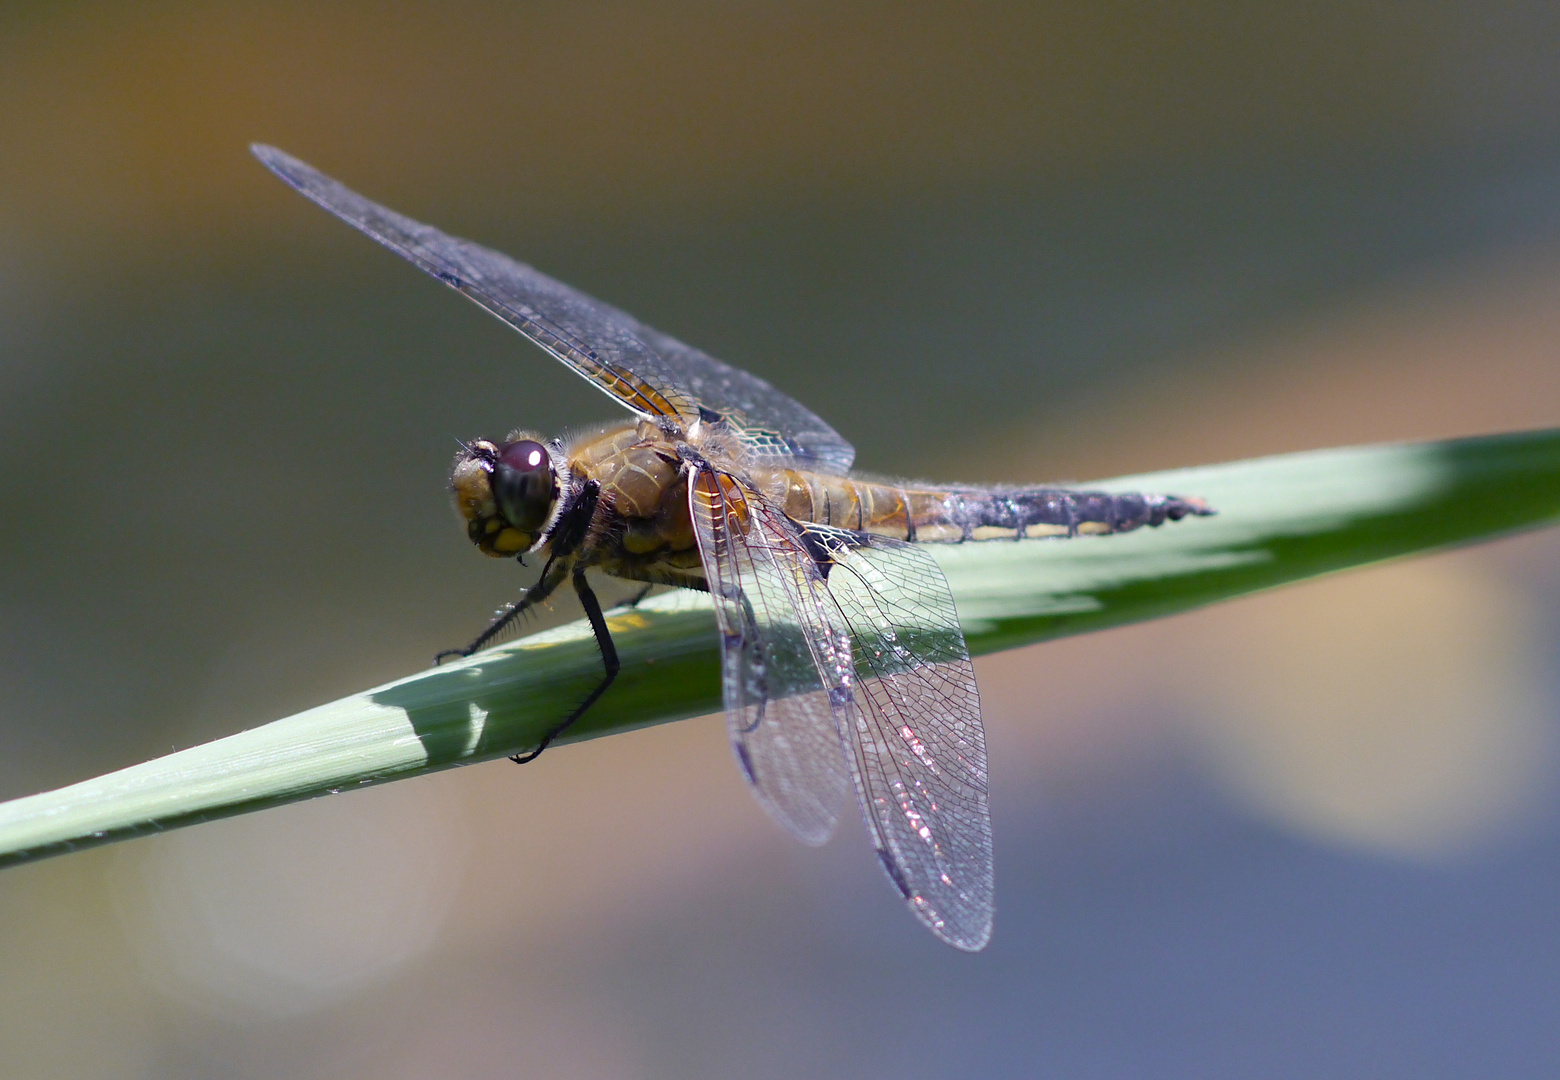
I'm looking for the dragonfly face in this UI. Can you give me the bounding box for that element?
[451,435,563,557]
[254,145,1212,952]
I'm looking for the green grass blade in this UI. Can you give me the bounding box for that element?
[3,429,1559,867]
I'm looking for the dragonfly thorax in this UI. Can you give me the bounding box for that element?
[450,435,562,558]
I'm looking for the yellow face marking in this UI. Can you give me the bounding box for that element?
[490,527,532,554]
[451,452,498,525]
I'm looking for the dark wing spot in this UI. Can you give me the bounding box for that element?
[698,405,724,424]
[735,742,758,785]
[796,526,837,579]
[877,848,913,899]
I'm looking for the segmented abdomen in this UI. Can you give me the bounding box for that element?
[763,469,1212,542]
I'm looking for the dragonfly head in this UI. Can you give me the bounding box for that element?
[450,435,561,557]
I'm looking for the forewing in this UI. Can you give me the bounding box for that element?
[816,528,994,951]
[634,325,854,473]
[252,145,855,472]
[688,469,852,845]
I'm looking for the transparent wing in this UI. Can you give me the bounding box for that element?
[690,464,994,950]
[688,468,853,844]
[810,525,994,951]
[253,145,855,473]
[630,324,854,473]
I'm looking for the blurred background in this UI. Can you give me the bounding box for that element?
[4,2,1560,1076]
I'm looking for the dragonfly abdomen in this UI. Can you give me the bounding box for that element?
[769,469,1211,543]
[928,486,1213,542]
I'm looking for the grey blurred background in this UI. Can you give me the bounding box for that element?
[5,2,1560,1077]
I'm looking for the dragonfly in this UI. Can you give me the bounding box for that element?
[253,145,1212,951]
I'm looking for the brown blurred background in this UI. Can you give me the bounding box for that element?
[5,2,1560,1077]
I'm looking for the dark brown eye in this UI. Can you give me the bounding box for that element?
[491,439,555,532]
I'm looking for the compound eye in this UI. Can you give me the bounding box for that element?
[491,439,555,532]
[500,440,548,474]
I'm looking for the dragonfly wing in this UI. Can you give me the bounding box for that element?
[690,469,993,949]
[253,145,855,472]
[688,468,852,845]
[811,526,994,951]
[633,324,854,473]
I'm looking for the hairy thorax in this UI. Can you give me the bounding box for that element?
[571,421,701,581]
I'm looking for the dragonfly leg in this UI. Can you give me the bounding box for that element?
[511,567,620,764]
[434,554,569,663]
[436,478,602,664]
[620,582,655,609]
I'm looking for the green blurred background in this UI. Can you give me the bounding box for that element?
[5,2,1560,1076]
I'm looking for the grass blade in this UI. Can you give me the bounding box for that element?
[2,429,1558,867]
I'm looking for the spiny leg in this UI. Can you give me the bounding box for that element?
[434,553,569,664]
[510,566,621,765]
[438,478,604,664]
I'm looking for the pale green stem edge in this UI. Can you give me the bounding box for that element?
[4,429,1559,867]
